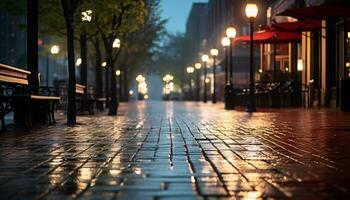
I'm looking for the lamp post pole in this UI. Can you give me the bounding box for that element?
[186,66,194,101]
[203,61,207,103]
[212,55,217,103]
[210,49,219,103]
[245,3,258,112]
[195,63,201,102]
[225,27,237,110]
[201,54,209,103]
[248,19,256,112]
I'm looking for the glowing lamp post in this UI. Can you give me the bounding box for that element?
[210,49,219,103]
[201,54,209,103]
[136,75,147,100]
[186,66,194,101]
[163,74,174,101]
[113,38,121,49]
[194,62,202,101]
[225,26,237,110]
[245,2,258,112]
[116,69,122,100]
[221,37,230,85]
[46,45,60,86]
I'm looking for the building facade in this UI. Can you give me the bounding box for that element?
[268,0,350,109]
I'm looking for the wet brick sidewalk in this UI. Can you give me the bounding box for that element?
[0,101,350,199]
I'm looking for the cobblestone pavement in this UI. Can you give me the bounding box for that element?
[1,101,350,199]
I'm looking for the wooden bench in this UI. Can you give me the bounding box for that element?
[96,98,107,111]
[75,84,95,115]
[0,63,60,131]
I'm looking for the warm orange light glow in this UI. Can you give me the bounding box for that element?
[195,63,202,70]
[245,3,258,19]
[210,49,219,56]
[201,54,209,62]
[226,26,237,38]
[221,37,230,47]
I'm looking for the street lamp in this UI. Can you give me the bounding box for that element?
[136,75,147,100]
[76,57,82,66]
[163,74,174,101]
[210,48,219,103]
[46,45,60,86]
[221,37,230,85]
[245,2,258,112]
[116,69,122,101]
[201,54,209,103]
[113,38,121,49]
[225,26,237,110]
[50,45,60,55]
[194,62,201,101]
[186,66,194,101]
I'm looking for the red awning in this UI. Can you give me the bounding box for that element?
[271,20,322,32]
[234,29,301,44]
[278,3,350,20]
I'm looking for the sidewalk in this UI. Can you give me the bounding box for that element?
[0,101,349,199]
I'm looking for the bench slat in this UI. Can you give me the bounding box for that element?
[30,95,60,101]
[0,74,28,85]
[0,63,31,75]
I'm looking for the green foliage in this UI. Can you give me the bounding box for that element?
[153,33,199,86]
[0,0,26,16]
[117,0,166,78]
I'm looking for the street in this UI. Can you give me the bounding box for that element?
[0,101,350,199]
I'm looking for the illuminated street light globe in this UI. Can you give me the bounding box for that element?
[205,78,210,83]
[50,45,60,55]
[186,66,194,74]
[116,70,121,76]
[195,63,202,70]
[210,49,219,57]
[226,26,237,39]
[245,3,258,19]
[113,38,121,48]
[136,74,145,83]
[163,74,173,83]
[101,62,107,67]
[201,54,209,62]
[221,37,230,47]
[76,58,82,66]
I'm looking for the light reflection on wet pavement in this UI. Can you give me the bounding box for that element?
[0,101,350,199]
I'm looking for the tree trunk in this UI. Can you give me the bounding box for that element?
[61,0,77,125]
[107,46,118,115]
[94,39,103,110]
[27,0,39,86]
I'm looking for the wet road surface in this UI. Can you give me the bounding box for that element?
[0,101,350,199]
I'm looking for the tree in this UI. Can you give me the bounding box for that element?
[91,0,146,115]
[60,0,79,125]
[116,0,166,101]
[153,33,199,90]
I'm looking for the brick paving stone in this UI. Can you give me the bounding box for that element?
[0,101,350,199]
